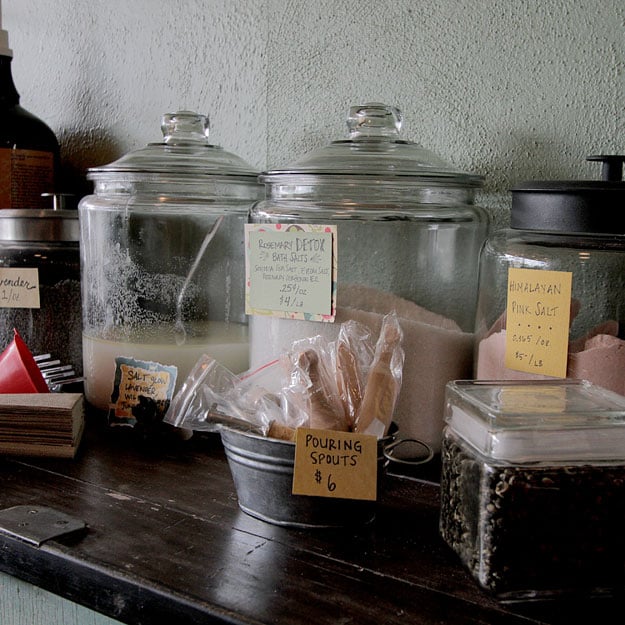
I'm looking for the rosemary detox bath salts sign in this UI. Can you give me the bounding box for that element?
[245,224,337,321]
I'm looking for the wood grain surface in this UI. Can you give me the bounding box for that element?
[0,418,622,625]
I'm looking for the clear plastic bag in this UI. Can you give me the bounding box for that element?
[164,312,404,440]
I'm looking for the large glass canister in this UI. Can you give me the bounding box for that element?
[248,103,488,452]
[79,111,261,425]
[0,204,81,374]
[475,155,625,395]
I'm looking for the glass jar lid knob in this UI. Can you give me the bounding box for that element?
[161,110,210,146]
[346,102,402,140]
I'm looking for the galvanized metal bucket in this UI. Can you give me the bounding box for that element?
[220,426,395,528]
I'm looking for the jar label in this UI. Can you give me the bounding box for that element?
[244,224,337,322]
[0,148,54,209]
[292,427,377,501]
[108,356,178,427]
[505,268,572,378]
[0,268,40,308]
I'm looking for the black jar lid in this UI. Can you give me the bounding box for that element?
[510,155,625,234]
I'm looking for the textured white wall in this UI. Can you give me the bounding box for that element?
[4,0,625,225]
[265,0,625,227]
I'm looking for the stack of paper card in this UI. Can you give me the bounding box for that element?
[0,394,84,458]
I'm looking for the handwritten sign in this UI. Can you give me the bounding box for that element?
[245,224,337,321]
[0,268,40,308]
[505,268,573,378]
[292,428,377,501]
[108,357,177,425]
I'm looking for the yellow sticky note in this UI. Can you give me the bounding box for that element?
[505,268,573,378]
[292,428,377,501]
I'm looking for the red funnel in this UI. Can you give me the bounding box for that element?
[0,329,50,393]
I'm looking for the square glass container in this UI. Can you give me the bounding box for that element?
[440,379,625,601]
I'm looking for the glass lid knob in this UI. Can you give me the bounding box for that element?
[346,102,402,140]
[161,110,210,145]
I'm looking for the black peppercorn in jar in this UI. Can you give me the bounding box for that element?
[440,379,625,601]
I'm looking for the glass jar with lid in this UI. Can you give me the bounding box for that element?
[0,198,81,377]
[475,155,625,396]
[248,103,488,452]
[79,111,262,425]
[441,378,625,600]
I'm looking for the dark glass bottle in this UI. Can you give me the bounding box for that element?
[0,17,59,209]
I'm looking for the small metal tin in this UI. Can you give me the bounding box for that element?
[220,425,396,528]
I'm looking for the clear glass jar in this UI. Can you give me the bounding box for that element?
[79,111,262,424]
[0,204,80,373]
[475,155,625,396]
[441,379,625,600]
[249,103,488,451]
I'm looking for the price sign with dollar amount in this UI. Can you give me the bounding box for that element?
[292,428,378,501]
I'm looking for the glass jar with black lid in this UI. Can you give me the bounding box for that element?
[475,155,625,396]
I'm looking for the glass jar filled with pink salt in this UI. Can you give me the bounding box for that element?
[474,155,625,395]
[247,103,488,453]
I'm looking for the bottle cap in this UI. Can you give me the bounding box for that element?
[0,0,12,58]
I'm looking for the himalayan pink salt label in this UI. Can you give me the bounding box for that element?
[505,268,572,378]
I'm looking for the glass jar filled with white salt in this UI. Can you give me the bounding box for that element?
[474,155,625,396]
[247,103,488,452]
[79,111,262,425]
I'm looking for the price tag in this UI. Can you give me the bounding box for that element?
[245,224,337,322]
[292,428,377,501]
[505,268,572,378]
[0,268,40,308]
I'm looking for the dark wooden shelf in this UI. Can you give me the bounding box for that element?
[0,418,622,625]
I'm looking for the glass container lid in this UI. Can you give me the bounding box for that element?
[87,110,259,183]
[0,195,78,242]
[445,379,625,463]
[260,102,483,188]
